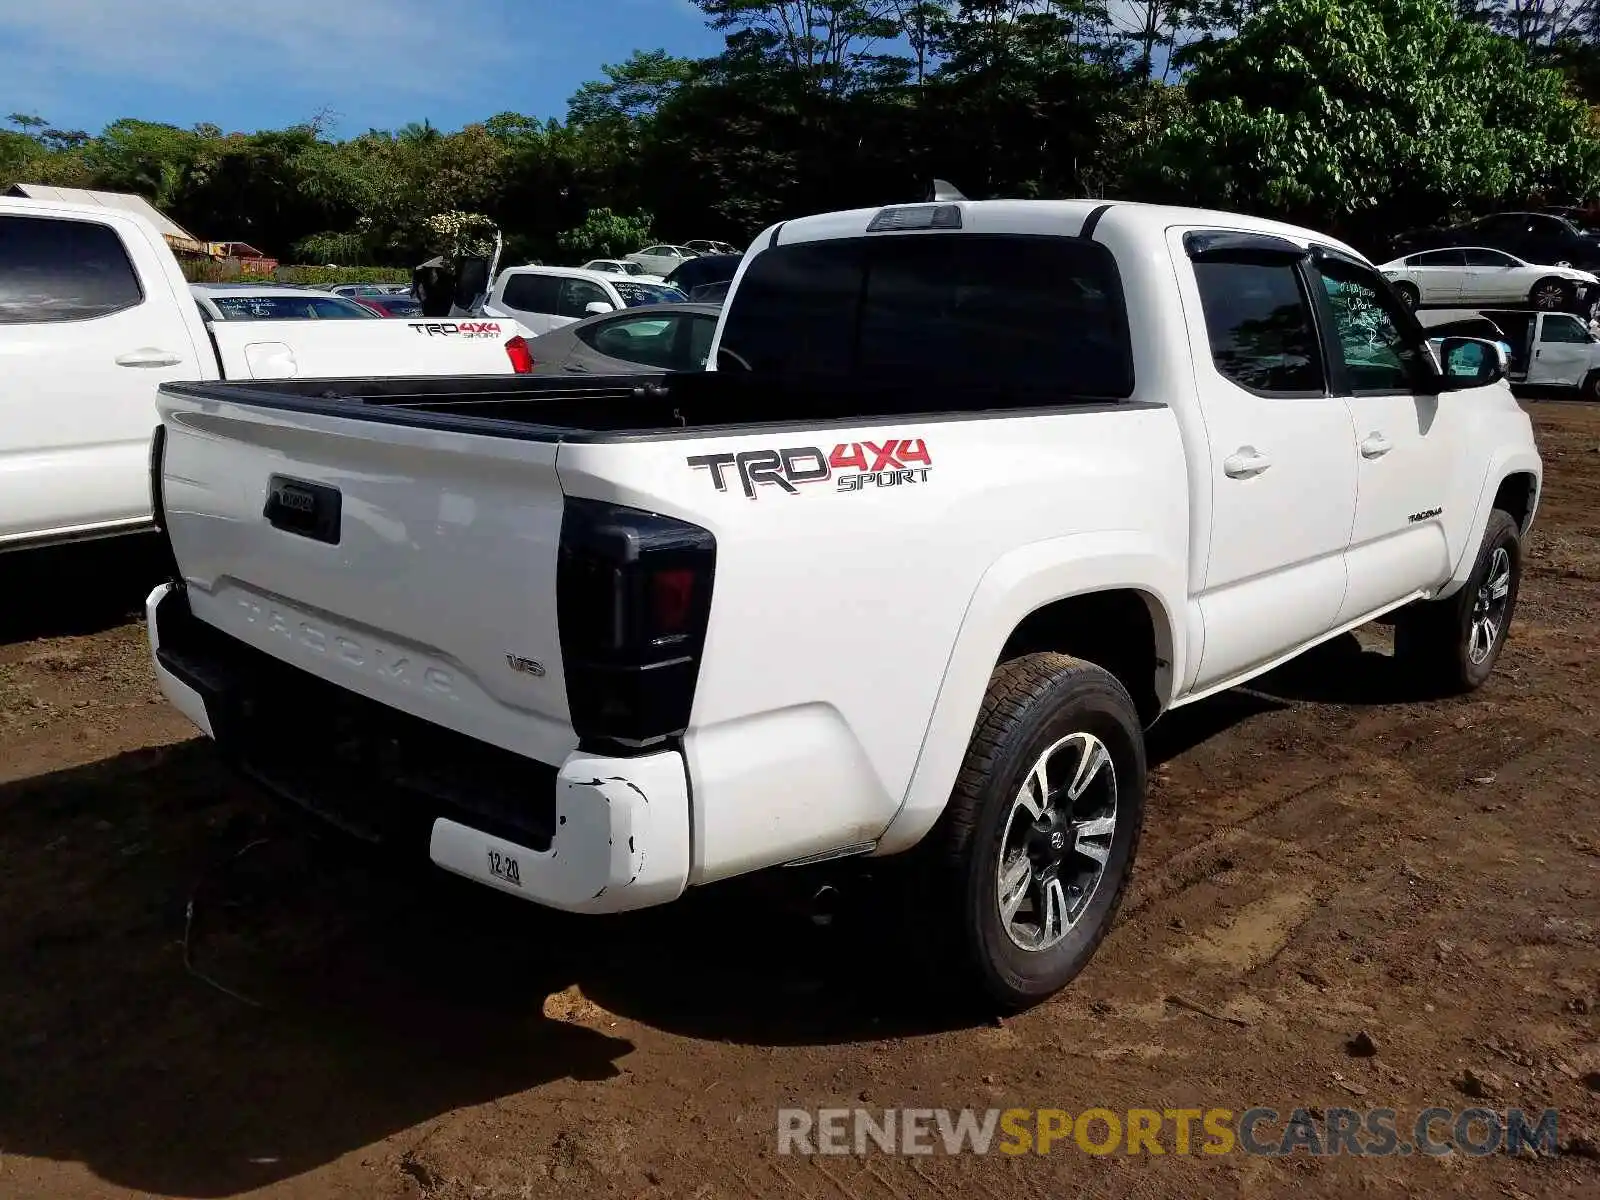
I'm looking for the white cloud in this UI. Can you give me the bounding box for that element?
[0,0,522,128]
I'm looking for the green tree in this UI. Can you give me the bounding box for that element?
[556,207,655,259]
[1148,0,1600,240]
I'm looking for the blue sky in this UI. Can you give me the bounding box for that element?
[0,0,726,137]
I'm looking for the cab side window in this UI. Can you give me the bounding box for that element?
[558,278,610,318]
[1191,258,1325,396]
[1314,259,1431,393]
[0,214,144,323]
[1540,314,1591,344]
[501,273,561,315]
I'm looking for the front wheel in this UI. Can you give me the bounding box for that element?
[1394,509,1523,693]
[1530,277,1573,312]
[1392,281,1420,311]
[918,653,1146,1011]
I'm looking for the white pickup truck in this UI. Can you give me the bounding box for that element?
[0,196,534,552]
[145,198,1541,1009]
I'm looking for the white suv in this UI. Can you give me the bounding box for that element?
[482,266,684,335]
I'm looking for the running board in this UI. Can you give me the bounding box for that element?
[782,841,878,868]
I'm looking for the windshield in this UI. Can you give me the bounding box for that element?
[717,233,1134,398]
[209,294,380,320]
[614,281,688,306]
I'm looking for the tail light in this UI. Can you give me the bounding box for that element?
[557,498,716,752]
[149,423,167,534]
[505,335,535,374]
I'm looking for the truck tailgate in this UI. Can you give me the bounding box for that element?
[207,317,527,379]
[155,385,576,766]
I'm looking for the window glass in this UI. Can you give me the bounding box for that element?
[585,314,681,368]
[0,215,144,323]
[1192,258,1323,394]
[1408,249,1465,267]
[558,278,611,318]
[717,234,1133,399]
[1316,260,1429,392]
[501,273,561,314]
[614,281,687,307]
[1463,248,1514,267]
[686,313,716,368]
[1540,315,1591,343]
[209,294,377,320]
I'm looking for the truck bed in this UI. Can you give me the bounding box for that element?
[160,372,1143,441]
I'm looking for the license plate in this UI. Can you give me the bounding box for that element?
[486,847,523,887]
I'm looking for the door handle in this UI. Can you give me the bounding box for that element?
[115,348,183,368]
[1359,433,1394,459]
[1222,448,1272,478]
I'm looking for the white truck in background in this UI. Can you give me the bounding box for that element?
[0,196,535,552]
[147,197,1541,1010]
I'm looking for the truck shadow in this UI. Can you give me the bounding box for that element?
[0,535,173,646]
[0,648,1403,1195]
[1244,631,1434,706]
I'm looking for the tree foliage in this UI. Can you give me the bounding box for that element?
[3,0,1600,267]
[1149,0,1600,236]
[557,208,656,261]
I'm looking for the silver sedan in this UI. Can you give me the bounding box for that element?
[523,302,723,375]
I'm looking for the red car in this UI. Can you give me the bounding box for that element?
[353,294,425,318]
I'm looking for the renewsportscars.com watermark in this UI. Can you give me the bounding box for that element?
[777,1106,1565,1158]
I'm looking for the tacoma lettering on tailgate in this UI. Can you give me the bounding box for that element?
[687,438,932,499]
[234,597,458,698]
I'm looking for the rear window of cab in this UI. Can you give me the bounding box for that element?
[716,234,1134,400]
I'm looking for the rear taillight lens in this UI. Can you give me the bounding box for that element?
[557,498,716,752]
[149,423,167,534]
[505,335,534,374]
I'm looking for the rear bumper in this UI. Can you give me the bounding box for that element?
[145,582,690,914]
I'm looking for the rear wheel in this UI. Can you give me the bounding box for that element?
[1394,509,1522,694]
[1582,370,1600,402]
[1530,277,1573,312]
[914,653,1146,1011]
[1392,281,1420,311]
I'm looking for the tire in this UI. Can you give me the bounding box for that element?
[1530,277,1572,312]
[914,653,1146,1012]
[1393,282,1419,311]
[1582,370,1600,403]
[1394,509,1523,694]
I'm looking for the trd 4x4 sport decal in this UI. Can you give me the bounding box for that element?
[407,321,503,338]
[687,438,932,499]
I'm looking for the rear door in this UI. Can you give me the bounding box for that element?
[0,210,204,545]
[1173,232,1358,692]
[1310,253,1463,620]
[488,272,566,335]
[1526,313,1593,388]
[1461,248,1523,304]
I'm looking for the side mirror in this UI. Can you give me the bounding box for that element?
[585,300,616,316]
[1437,337,1507,389]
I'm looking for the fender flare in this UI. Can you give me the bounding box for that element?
[873,531,1185,856]
[1436,449,1542,600]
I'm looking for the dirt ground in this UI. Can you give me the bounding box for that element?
[3,404,1599,1200]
